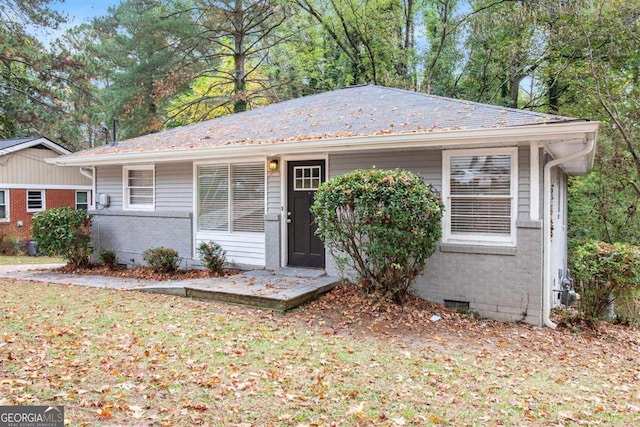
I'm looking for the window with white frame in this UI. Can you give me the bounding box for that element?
[294,166,322,190]
[443,148,517,245]
[0,190,8,221]
[27,190,45,212]
[124,166,154,210]
[197,163,265,233]
[76,191,89,210]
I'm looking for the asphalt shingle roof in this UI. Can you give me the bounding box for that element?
[0,137,41,151]
[68,84,584,158]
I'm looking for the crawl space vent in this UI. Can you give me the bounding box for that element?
[444,300,470,311]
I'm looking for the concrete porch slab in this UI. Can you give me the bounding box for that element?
[183,272,339,311]
[0,265,340,311]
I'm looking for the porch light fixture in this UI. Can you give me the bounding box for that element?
[268,159,279,171]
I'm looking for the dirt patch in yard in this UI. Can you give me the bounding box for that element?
[290,282,640,355]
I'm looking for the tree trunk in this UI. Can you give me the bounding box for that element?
[233,0,247,113]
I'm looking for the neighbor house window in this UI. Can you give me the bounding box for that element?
[124,166,154,210]
[442,148,517,245]
[0,190,8,221]
[76,191,89,210]
[27,190,45,212]
[197,163,265,233]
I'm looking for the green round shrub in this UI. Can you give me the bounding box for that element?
[572,240,640,322]
[142,247,182,273]
[311,168,443,303]
[31,207,93,268]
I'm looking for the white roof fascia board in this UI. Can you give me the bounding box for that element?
[0,137,72,156]
[48,121,600,167]
[0,183,93,190]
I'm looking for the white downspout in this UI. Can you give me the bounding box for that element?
[79,167,94,181]
[542,137,596,328]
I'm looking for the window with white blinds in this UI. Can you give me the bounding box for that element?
[198,163,265,233]
[124,166,154,210]
[443,148,517,244]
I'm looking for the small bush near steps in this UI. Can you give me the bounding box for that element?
[197,241,226,273]
[142,247,182,273]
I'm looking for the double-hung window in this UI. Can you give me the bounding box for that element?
[124,166,154,210]
[0,190,8,221]
[76,191,89,210]
[197,163,265,233]
[443,148,517,245]
[27,190,45,212]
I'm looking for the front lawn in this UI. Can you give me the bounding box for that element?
[0,280,638,426]
[0,255,64,265]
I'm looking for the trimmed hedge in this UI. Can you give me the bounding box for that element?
[311,168,443,303]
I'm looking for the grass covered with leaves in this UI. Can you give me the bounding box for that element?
[0,255,64,265]
[1,280,639,426]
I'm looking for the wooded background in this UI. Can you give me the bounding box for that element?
[1,0,638,248]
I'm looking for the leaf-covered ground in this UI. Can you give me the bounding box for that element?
[1,279,638,426]
[58,264,242,281]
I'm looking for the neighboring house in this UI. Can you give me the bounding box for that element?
[50,85,599,327]
[0,137,93,242]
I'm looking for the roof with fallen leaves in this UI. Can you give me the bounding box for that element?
[67,84,585,158]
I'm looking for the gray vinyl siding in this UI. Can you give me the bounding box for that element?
[92,164,193,267]
[95,164,192,212]
[266,167,281,214]
[328,149,442,191]
[518,146,530,220]
[95,165,124,209]
[155,162,192,211]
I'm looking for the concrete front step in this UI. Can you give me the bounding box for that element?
[184,275,339,311]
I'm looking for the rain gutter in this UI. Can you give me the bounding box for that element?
[542,135,596,328]
[47,122,600,167]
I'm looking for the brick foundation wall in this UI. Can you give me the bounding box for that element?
[324,221,544,326]
[90,210,193,268]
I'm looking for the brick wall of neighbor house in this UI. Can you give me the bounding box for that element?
[90,211,193,268]
[1,189,80,240]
